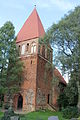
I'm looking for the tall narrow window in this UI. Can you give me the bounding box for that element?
[34,45,36,53]
[50,51,52,62]
[40,46,42,55]
[31,45,34,53]
[45,48,47,58]
[31,42,36,53]
[18,45,21,54]
[42,45,45,57]
[21,44,25,55]
[26,43,29,52]
[38,45,40,54]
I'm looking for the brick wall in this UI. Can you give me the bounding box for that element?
[36,55,53,109]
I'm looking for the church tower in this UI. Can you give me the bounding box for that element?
[14,8,53,112]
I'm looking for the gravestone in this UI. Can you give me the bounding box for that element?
[48,116,59,120]
[10,116,20,120]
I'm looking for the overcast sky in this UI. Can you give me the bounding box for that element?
[0,0,80,35]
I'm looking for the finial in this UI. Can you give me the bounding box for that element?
[34,5,36,8]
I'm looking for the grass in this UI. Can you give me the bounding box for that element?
[20,110,67,120]
[0,111,4,119]
[0,110,68,120]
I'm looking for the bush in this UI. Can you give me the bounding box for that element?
[4,103,10,110]
[62,106,79,119]
[1,108,20,120]
[57,92,68,110]
[0,101,3,108]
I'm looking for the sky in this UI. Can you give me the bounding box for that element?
[0,0,80,34]
[0,0,80,83]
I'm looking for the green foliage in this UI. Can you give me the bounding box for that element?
[58,80,78,110]
[4,104,10,110]
[62,106,79,119]
[0,21,23,95]
[20,110,67,120]
[65,80,78,106]
[57,91,68,110]
[0,112,4,118]
[43,6,80,83]
[1,108,20,120]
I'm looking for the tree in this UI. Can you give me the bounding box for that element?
[57,91,68,110]
[43,6,80,83]
[57,79,78,110]
[0,21,23,97]
[65,80,78,106]
[41,6,80,108]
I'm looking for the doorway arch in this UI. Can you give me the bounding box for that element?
[17,94,23,109]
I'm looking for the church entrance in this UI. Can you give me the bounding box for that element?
[17,94,23,109]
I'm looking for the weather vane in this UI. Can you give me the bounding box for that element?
[34,5,36,8]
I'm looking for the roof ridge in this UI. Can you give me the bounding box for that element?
[35,9,40,38]
[34,8,39,38]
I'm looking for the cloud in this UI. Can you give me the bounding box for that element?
[34,0,78,11]
[50,0,75,11]
[1,0,25,10]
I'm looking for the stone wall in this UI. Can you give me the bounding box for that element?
[36,88,46,105]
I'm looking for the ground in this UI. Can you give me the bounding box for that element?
[0,112,3,119]
[0,110,68,120]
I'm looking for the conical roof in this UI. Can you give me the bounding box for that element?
[16,8,45,43]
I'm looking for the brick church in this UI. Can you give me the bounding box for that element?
[12,8,66,112]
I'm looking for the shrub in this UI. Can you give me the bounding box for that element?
[62,106,79,119]
[65,80,78,107]
[57,92,68,110]
[4,104,10,109]
[0,101,3,108]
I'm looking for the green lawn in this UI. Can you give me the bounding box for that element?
[0,110,68,120]
[0,111,4,119]
[20,110,67,120]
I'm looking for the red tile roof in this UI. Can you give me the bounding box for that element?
[16,8,45,43]
[53,68,67,85]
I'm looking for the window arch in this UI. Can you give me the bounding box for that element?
[31,42,36,53]
[17,45,21,55]
[21,44,25,55]
[26,43,29,52]
[42,45,45,57]
[45,48,47,58]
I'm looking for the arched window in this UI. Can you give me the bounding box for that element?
[45,48,47,58]
[42,45,45,57]
[31,42,36,53]
[21,44,25,55]
[17,45,21,55]
[40,46,43,55]
[38,45,40,54]
[26,43,29,52]
[31,45,34,53]
[50,50,52,62]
